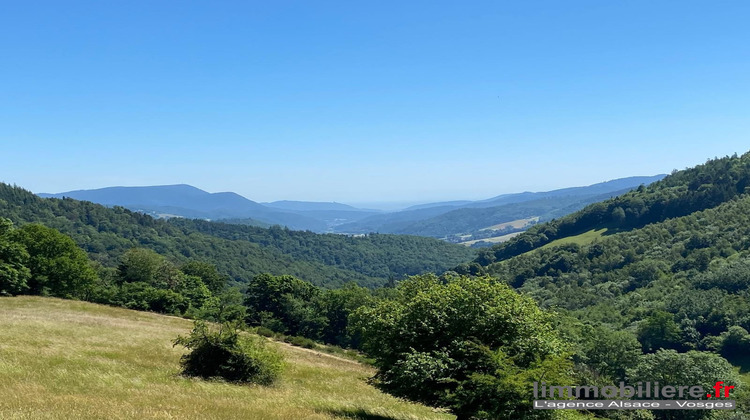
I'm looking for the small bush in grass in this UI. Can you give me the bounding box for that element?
[286,335,317,349]
[174,321,284,385]
[255,326,276,338]
[300,339,317,349]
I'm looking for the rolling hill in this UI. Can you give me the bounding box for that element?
[38,185,331,231]
[334,176,665,243]
[39,177,664,242]
[3,183,476,288]
[0,296,451,420]
[456,152,750,371]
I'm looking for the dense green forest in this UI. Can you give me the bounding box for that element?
[438,152,750,414]
[465,153,750,350]
[474,153,750,263]
[0,183,475,289]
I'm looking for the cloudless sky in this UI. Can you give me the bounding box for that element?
[1,1,749,205]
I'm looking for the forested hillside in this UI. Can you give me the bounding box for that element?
[39,185,379,232]
[476,154,750,264]
[462,152,750,369]
[392,188,633,239]
[334,176,663,245]
[1,183,475,288]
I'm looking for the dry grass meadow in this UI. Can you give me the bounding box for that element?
[0,296,453,420]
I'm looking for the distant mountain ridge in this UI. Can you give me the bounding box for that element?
[332,175,666,243]
[38,175,665,241]
[464,176,667,209]
[264,200,362,212]
[5,183,476,289]
[38,185,375,232]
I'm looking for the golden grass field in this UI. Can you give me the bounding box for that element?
[0,296,453,420]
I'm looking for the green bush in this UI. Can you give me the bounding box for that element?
[255,326,276,338]
[717,326,750,361]
[301,339,317,349]
[352,274,571,420]
[282,335,317,349]
[174,321,284,385]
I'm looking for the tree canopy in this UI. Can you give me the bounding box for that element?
[352,274,572,420]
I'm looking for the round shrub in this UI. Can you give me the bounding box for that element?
[287,335,317,349]
[255,326,276,338]
[174,321,284,385]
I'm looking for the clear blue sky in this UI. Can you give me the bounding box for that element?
[1,1,749,204]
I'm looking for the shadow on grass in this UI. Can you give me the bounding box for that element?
[326,408,402,420]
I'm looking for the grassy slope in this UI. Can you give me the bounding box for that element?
[539,228,609,250]
[460,232,523,246]
[0,297,451,420]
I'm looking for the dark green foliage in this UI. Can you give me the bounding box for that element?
[448,152,750,417]
[255,326,275,338]
[478,152,750,263]
[0,182,475,289]
[244,273,327,338]
[637,312,683,353]
[12,223,98,299]
[110,248,215,316]
[174,321,283,385]
[116,282,189,314]
[627,350,741,420]
[469,168,750,356]
[0,219,31,296]
[578,325,642,381]
[284,335,317,349]
[0,215,238,320]
[193,288,247,323]
[318,283,375,348]
[715,326,750,362]
[117,248,173,287]
[242,274,379,348]
[181,220,476,284]
[175,275,212,309]
[352,274,571,419]
[3,214,376,350]
[694,258,750,293]
[180,260,228,294]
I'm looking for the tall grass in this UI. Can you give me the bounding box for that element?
[0,296,452,420]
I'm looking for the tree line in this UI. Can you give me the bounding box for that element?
[0,182,475,289]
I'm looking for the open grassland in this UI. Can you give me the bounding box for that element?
[539,228,609,250]
[479,217,539,232]
[460,231,524,246]
[0,296,452,420]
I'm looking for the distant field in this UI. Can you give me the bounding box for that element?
[479,216,539,232]
[461,231,523,246]
[0,297,452,420]
[457,217,538,246]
